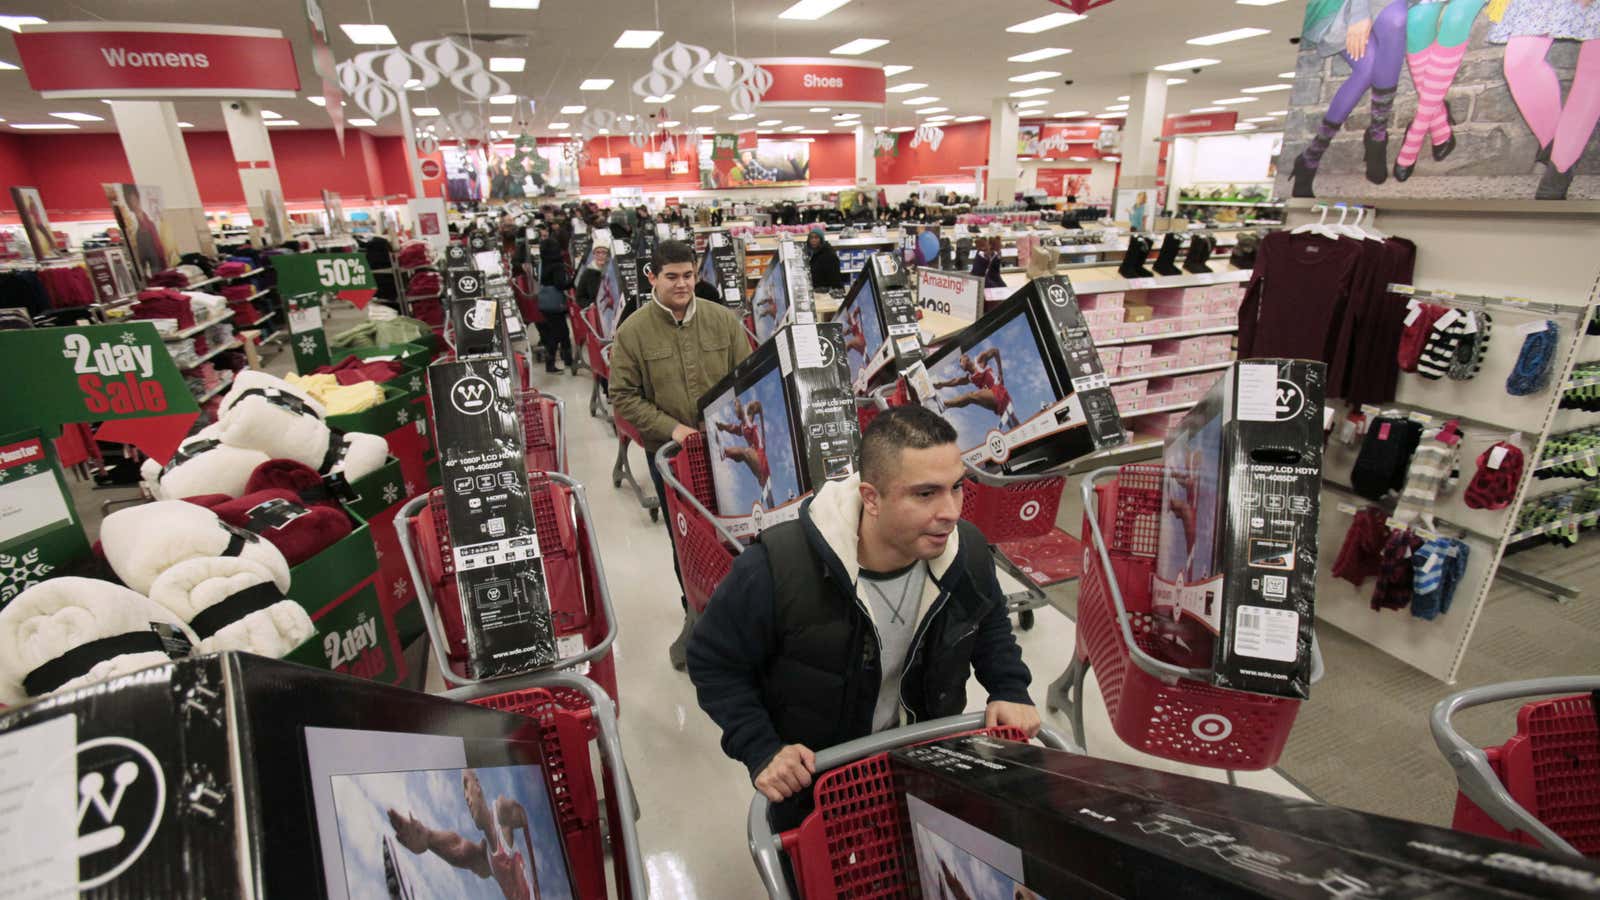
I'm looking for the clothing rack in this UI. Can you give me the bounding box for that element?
[1388,284,1584,323]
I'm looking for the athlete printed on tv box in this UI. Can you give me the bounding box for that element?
[751,253,791,345]
[837,252,923,394]
[703,365,804,521]
[909,275,1125,474]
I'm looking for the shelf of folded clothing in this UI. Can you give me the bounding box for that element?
[161,309,235,341]
[219,267,265,281]
[187,276,221,290]
[237,288,272,302]
[177,338,242,370]
[194,372,235,404]
[1108,359,1232,386]
[1095,323,1237,348]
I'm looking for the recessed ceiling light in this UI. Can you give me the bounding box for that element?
[1245,116,1277,123]
[349,117,377,126]
[1053,110,1088,117]
[489,57,526,72]
[1008,48,1071,63]
[1165,77,1189,85]
[881,64,913,76]
[489,115,512,123]
[916,106,948,115]
[885,82,927,94]
[809,106,831,112]
[1009,70,1061,83]
[1188,27,1270,46]
[1016,100,1049,108]
[1241,84,1292,93]
[782,125,804,132]
[177,121,194,128]
[579,78,614,91]
[801,128,828,134]
[779,0,851,19]
[1068,156,1088,161]
[926,115,953,122]
[659,119,680,127]
[1237,123,1259,130]
[620,114,635,120]
[758,119,782,126]
[0,60,17,71]
[1009,87,1054,97]
[1117,95,1130,102]
[413,107,441,116]
[692,104,721,113]
[14,123,78,129]
[1094,112,1122,119]
[489,95,517,104]
[1213,97,1258,105]
[490,0,542,7]
[873,125,887,132]
[954,115,984,123]
[1266,109,1287,116]
[597,127,609,134]
[644,94,675,104]
[696,125,716,133]
[1238,0,1290,5]
[890,126,914,133]
[403,78,424,90]
[1006,11,1085,33]
[50,112,103,122]
[1278,71,1296,79]
[560,105,586,114]
[831,38,888,55]
[1105,104,1129,111]
[264,119,301,126]
[614,30,663,49]
[259,109,282,119]
[550,122,570,129]
[728,113,754,120]
[1155,58,1221,72]
[902,96,938,106]
[339,23,396,45]
[833,112,860,119]
[0,15,46,32]
[1190,106,1226,113]
[307,96,327,106]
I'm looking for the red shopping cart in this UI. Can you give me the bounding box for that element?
[519,389,568,474]
[655,433,742,614]
[1050,464,1322,774]
[445,670,646,898]
[394,471,622,706]
[567,297,591,376]
[1432,677,1600,858]
[747,713,1078,899]
[572,304,660,521]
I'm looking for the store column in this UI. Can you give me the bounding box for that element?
[853,124,875,192]
[1116,72,1168,221]
[220,100,290,243]
[108,100,216,256]
[986,99,1020,204]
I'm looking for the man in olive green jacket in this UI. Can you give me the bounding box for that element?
[611,239,751,668]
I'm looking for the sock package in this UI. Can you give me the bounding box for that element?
[1448,312,1492,381]
[1351,415,1425,501]
[1372,528,1425,612]
[1506,321,1560,396]
[1411,537,1471,621]
[1398,303,1449,371]
[1395,422,1463,523]
[1333,506,1392,586]
[1464,441,1525,510]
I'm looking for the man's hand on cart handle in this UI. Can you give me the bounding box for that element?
[671,422,698,445]
[755,744,817,802]
[985,701,1042,738]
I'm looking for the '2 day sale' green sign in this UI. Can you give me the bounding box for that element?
[271,252,377,307]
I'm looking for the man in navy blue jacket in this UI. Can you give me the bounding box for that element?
[687,406,1038,808]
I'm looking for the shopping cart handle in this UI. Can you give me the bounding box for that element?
[654,440,747,552]
[747,713,1079,900]
[1429,677,1600,859]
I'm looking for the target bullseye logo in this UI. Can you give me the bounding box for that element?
[677,511,688,537]
[1019,500,1042,522]
[1191,713,1233,742]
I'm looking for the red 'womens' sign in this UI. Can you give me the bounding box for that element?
[15,23,300,99]
[751,58,885,107]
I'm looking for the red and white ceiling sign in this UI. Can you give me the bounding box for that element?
[15,23,300,99]
[751,58,885,108]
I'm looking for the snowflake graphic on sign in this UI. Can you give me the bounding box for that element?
[382,482,400,504]
[409,375,422,392]
[21,463,39,476]
[396,408,410,425]
[299,335,319,355]
[0,548,53,603]
[120,331,138,345]
[393,578,411,598]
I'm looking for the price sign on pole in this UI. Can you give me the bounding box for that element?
[271,252,378,308]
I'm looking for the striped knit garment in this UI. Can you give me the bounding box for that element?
[1397,43,1470,168]
[1373,528,1425,611]
[1411,537,1471,620]
[1448,311,1492,381]
[1417,311,1470,380]
[1395,429,1462,523]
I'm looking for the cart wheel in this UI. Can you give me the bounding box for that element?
[612,477,622,488]
[1017,610,1035,631]
[649,507,660,523]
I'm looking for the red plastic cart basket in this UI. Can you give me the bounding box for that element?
[445,670,646,898]
[572,305,660,521]
[519,389,568,474]
[655,434,743,615]
[394,471,621,706]
[748,713,1079,899]
[1051,464,1322,772]
[1432,677,1600,858]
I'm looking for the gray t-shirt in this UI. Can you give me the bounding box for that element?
[860,561,927,732]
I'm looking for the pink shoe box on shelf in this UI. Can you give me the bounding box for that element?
[1152,338,1203,365]
[1140,317,1183,337]
[1147,293,1209,316]
[1110,380,1147,407]
[1077,291,1125,311]
[1098,346,1123,374]
[1120,343,1152,366]
[1123,354,1181,378]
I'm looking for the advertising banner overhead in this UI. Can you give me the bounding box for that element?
[751,58,885,108]
[15,23,300,99]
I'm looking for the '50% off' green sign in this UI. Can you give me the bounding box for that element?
[271,252,378,308]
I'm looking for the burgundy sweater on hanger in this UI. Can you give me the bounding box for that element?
[1330,237,1417,406]
[1238,231,1365,363]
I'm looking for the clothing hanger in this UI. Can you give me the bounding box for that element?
[1349,205,1385,241]
[1291,204,1339,239]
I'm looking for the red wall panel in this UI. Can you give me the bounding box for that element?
[0,133,35,212]
[875,122,990,185]
[375,136,418,200]
[182,131,246,207]
[24,133,132,215]
[269,129,382,202]
[576,133,703,193]
[807,133,856,185]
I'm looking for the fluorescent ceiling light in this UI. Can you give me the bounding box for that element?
[307,96,327,106]
[489,57,525,72]
[49,112,103,122]
[1009,70,1061,83]
[831,38,888,55]
[0,15,46,32]
[781,125,804,132]
[1245,116,1278,123]
[833,112,860,119]
[916,106,948,115]
[489,115,512,123]
[691,104,721,113]
[264,119,300,126]
[954,115,984,123]
[579,78,614,90]
[779,0,851,19]
[696,125,715,133]
[560,105,586,114]
[1190,106,1226,113]
[413,107,441,116]
[809,106,831,112]
[349,117,377,126]
[1165,77,1188,85]
[1118,95,1130,101]
[659,119,680,127]
[1241,84,1291,93]
[1016,100,1048,108]
[1238,0,1289,5]
[1188,27,1270,46]
[259,109,282,119]
[758,119,782,126]
[549,122,570,129]
[1009,87,1054,97]
[403,78,424,90]
[902,96,937,106]
[1008,48,1071,63]
[882,64,913,76]
[339,23,396,45]
[1155,58,1220,71]
[891,126,914,132]
[1105,104,1128,111]
[0,60,17,71]
[1213,97,1258,105]
[1267,109,1287,116]
[873,125,886,132]
[644,94,675,103]
[1237,123,1258,130]
[1094,112,1122,119]
[597,127,609,134]
[177,121,193,128]
[490,94,517,104]
[727,113,754,121]
[614,30,662,49]
[926,115,953,122]
[1007,12,1084,33]
[620,114,635,120]
[801,129,828,134]
[13,123,77,129]
[491,0,542,7]
[1053,110,1088,117]
[1278,71,1296,79]
[885,82,927,94]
